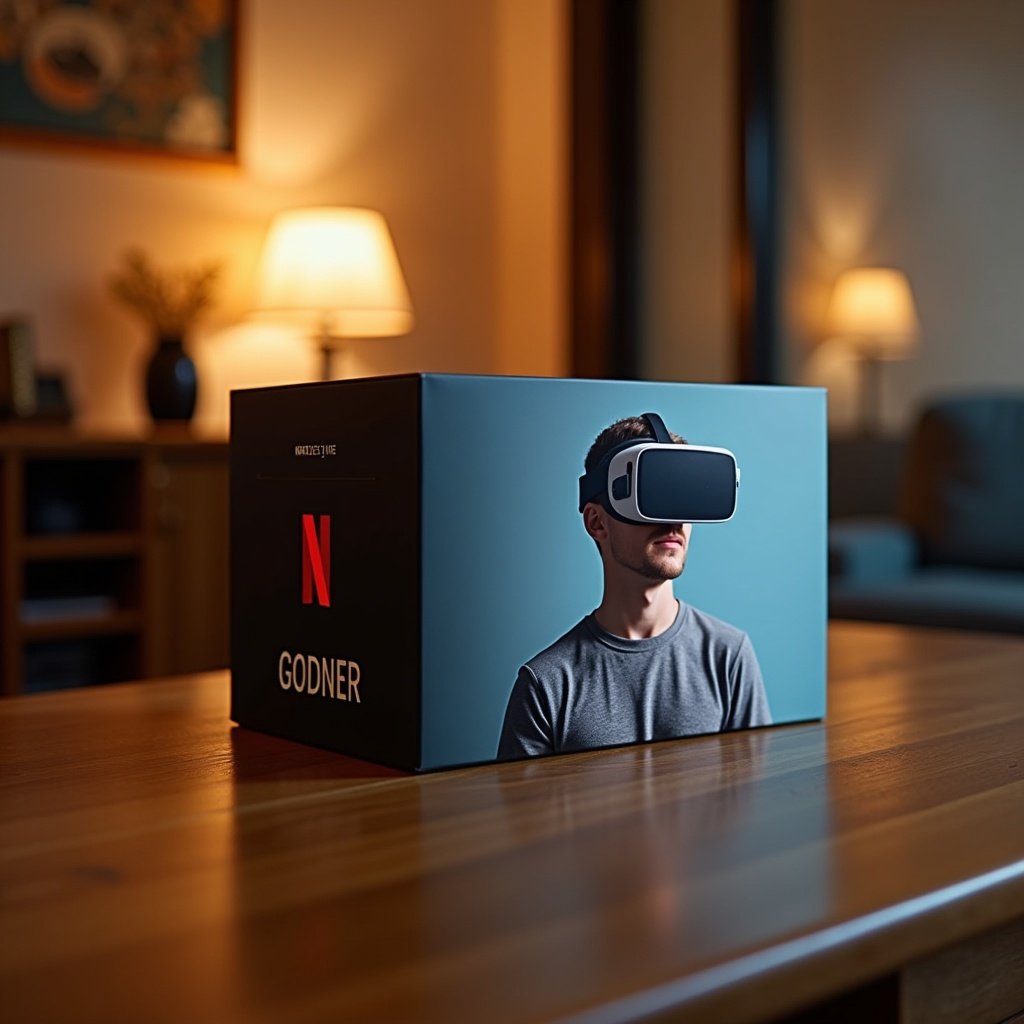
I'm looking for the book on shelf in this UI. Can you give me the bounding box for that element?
[20,595,117,624]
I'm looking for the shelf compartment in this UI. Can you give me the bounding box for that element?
[23,458,141,535]
[23,635,142,692]
[21,556,141,637]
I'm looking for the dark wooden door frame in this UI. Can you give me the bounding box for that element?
[734,0,779,384]
[569,0,779,384]
[569,0,641,380]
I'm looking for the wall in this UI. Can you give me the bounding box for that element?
[0,0,567,435]
[495,0,567,379]
[784,0,1024,433]
[639,0,735,384]
[637,0,1024,434]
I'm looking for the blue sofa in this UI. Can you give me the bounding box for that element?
[829,394,1024,634]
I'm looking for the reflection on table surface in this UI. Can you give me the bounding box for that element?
[2,622,1024,1024]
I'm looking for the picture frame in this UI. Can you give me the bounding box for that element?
[0,1,239,163]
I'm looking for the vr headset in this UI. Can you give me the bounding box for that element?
[578,413,740,524]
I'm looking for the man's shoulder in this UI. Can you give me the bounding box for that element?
[522,617,594,679]
[682,603,750,651]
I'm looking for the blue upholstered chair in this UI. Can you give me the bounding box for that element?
[829,394,1024,634]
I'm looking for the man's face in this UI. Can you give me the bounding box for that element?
[587,505,692,581]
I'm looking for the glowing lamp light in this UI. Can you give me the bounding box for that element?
[825,267,919,358]
[256,207,414,379]
[824,267,920,434]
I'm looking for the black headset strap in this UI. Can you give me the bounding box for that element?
[578,438,634,511]
[578,413,671,512]
[641,412,671,444]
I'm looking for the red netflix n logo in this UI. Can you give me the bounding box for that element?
[301,514,331,607]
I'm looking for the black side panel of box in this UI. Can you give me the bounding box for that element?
[230,377,420,771]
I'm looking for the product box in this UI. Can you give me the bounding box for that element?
[230,374,826,771]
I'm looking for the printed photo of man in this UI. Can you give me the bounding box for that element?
[497,414,772,760]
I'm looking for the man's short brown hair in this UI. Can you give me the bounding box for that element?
[584,415,686,476]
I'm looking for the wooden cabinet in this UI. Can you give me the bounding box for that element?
[0,431,228,695]
[144,444,229,678]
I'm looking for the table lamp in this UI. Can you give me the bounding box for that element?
[255,207,414,380]
[824,267,920,435]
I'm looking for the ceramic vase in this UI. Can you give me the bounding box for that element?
[146,336,197,422]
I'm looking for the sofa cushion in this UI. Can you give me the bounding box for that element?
[899,395,1024,570]
[830,567,1024,633]
[829,518,919,585]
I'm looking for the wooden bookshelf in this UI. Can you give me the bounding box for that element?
[0,430,228,695]
[20,531,143,560]
[19,610,144,642]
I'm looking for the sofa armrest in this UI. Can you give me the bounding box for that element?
[829,517,920,585]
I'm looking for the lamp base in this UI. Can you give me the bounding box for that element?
[859,353,882,437]
[317,332,347,382]
[319,339,333,381]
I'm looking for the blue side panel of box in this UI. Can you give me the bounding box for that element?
[419,375,826,770]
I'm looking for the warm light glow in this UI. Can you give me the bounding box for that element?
[824,267,920,359]
[256,207,414,338]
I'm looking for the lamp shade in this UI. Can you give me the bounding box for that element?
[256,207,414,338]
[824,267,920,359]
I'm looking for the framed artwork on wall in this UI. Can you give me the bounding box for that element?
[0,1,239,163]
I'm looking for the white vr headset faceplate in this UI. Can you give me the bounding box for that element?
[604,443,740,524]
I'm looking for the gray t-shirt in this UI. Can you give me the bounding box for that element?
[497,602,771,759]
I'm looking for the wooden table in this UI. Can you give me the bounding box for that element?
[2,622,1024,1024]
